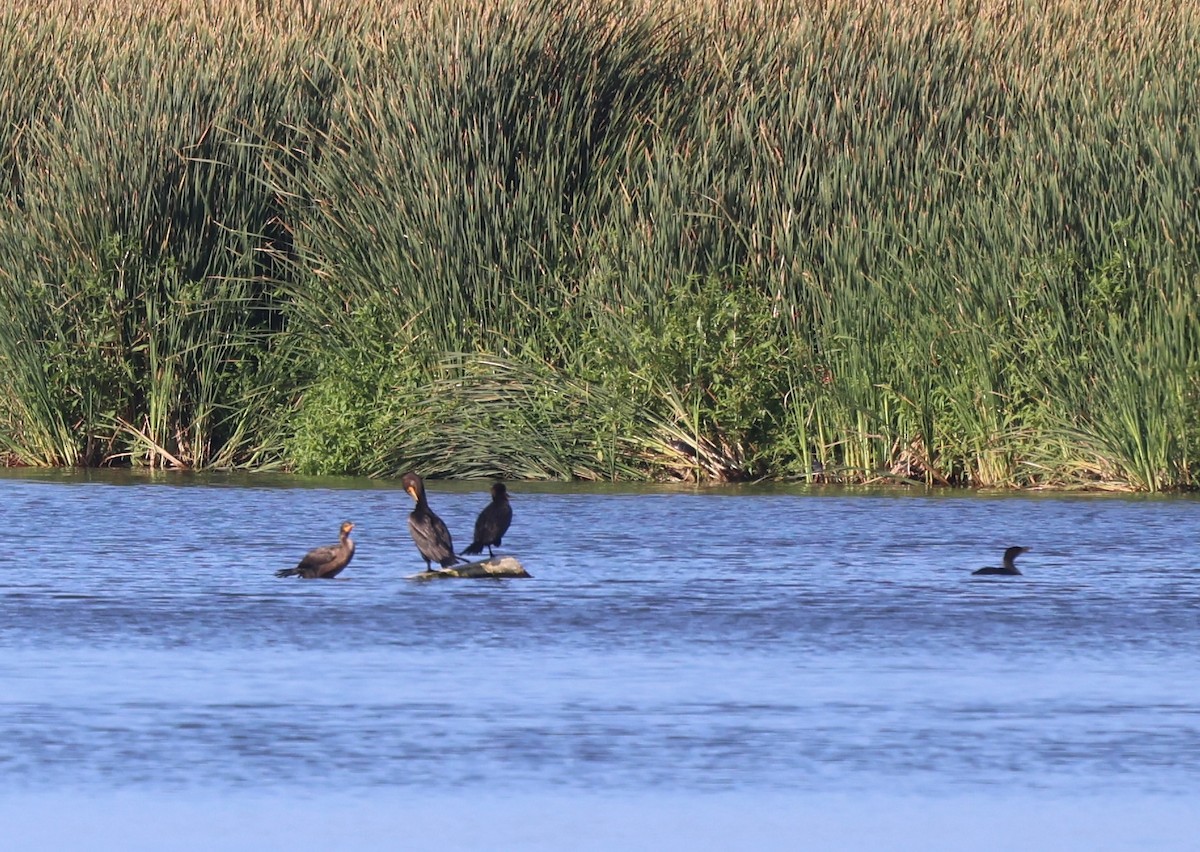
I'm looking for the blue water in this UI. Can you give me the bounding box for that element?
[2,471,1199,849]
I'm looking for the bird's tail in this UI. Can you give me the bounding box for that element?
[462,542,483,556]
[275,567,300,578]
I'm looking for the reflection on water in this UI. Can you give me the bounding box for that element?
[2,471,1200,804]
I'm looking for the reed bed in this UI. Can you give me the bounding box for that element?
[1,0,1197,488]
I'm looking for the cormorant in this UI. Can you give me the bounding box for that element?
[972,546,1029,576]
[463,482,512,559]
[402,472,463,572]
[276,521,356,579]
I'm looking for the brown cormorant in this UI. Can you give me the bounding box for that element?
[402,472,463,572]
[462,482,512,559]
[972,546,1029,576]
[275,521,356,579]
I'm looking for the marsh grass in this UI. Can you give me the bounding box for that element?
[0,2,308,466]
[1,0,1198,487]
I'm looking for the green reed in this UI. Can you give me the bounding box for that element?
[0,3,306,466]
[1,0,1197,488]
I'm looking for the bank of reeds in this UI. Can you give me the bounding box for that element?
[1,0,1197,488]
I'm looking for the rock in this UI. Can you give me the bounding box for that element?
[405,555,531,580]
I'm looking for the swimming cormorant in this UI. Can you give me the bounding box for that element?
[462,482,512,559]
[402,472,463,572]
[972,546,1029,576]
[275,521,356,579]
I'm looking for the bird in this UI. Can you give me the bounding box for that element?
[402,472,463,572]
[462,482,513,559]
[972,546,1029,576]
[275,521,356,579]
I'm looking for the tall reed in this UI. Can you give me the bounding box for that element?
[0,2,309,466]
[1,0,1197,488]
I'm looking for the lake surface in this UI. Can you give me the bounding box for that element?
[2,471,1199,850]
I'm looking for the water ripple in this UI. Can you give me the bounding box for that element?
[2,474,1199,798]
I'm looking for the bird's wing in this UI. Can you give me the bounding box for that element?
[297,544,336,570]
[432,514,455,555]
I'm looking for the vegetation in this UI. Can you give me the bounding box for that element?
[1,0,1197,489]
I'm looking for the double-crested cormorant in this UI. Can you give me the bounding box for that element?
[402,472,463,572]
[972,545,1029,576]
[462,482,512,559]
[276,521,356,579]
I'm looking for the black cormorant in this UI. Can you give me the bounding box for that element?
[972,546,1029,576]
[402,472,463,572]
[463,482,513,559]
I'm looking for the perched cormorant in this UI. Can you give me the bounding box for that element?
[402,472,463,572]
[463,482,513,559]
[972,546,1029,576]
[275,521,356,579]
